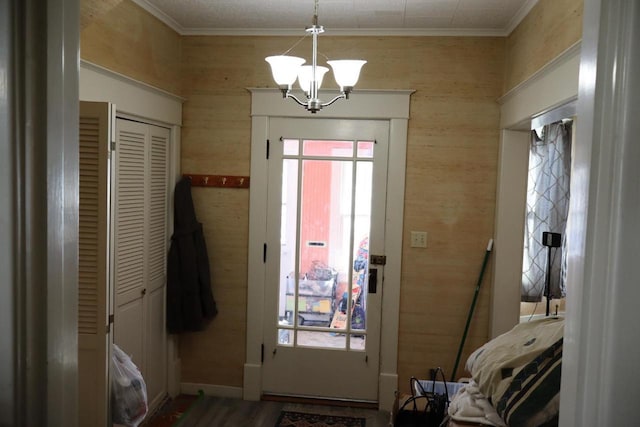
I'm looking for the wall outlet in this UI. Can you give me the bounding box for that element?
[410,231,427,248]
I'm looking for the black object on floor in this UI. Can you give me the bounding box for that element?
[275,410,366,427]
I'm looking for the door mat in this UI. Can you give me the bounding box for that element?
[275,410,366,427]
[144,392,202,427]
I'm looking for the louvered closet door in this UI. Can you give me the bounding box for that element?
[113,119,148,369]
[113,118,169,412]
[78,101,112,427]
[145,125,169,409]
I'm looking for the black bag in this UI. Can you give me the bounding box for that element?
[395,368,450,427]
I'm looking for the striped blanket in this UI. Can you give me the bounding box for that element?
[465,317,564,427]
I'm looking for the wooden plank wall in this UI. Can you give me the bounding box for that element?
[80,0,182,96]
[503,0,584,94]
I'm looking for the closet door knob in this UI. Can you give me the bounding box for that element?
[141,288,147,296]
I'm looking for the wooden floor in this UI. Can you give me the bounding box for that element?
[172,395,391,427]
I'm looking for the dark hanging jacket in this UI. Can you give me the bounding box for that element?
[166,177,217,333]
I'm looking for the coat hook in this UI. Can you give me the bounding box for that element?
[182,174,249,188]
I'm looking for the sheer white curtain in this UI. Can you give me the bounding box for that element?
[521,121,572,302]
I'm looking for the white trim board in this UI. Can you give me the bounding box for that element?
[245,89,412,412]
[498,42,581,129]
[248,88,413,119]
[80,60,184,126]
[490,129,529,339]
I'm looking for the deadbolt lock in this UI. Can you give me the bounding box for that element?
[370,255,386,265]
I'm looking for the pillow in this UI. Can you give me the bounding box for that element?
[466,317,564,427]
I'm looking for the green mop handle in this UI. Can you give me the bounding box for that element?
[450,238,493,382]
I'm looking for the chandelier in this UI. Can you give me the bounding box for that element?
[265,0,366,114]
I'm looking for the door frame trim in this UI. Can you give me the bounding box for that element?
[245,89,413,411]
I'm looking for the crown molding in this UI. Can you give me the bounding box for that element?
[130,0,185,34]
[182,27,506,37]
[130,0,537,38]
[504,0,539,36]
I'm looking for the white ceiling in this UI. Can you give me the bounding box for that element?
[132,0,538,36]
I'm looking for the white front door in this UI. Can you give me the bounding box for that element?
[262,117,389,401]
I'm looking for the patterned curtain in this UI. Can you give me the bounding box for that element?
[521,121,572,302]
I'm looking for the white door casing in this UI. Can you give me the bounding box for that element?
[245,89,412,411]
[492,43,580,338]
[561,1,640,424]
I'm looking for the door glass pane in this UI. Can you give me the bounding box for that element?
[350,335,366,351]
[357,141,374,158]
[277,142,374,351]
[283,138,299,156]
[352,161,372,330]
[278,159,299,326]
[297,331,346,349]
[297,159,349,330]
[278,328,293,346]
[303,140,353,157]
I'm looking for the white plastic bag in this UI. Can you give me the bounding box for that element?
[111,344,148,427]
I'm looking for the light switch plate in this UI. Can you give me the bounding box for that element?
[410,231,427,248]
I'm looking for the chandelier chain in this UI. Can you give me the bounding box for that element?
[313,0,319,26]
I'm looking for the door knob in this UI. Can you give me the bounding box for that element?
[141,288,147,296]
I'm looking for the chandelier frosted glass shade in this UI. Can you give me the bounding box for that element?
[265,55,305,86]
[297,65,329,95]
[327,60,367,89]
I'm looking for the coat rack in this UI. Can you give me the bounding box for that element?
[183,174,250,189]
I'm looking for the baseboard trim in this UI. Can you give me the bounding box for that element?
[180,382,243,399]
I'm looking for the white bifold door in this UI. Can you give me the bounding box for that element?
[78,102,170,425]
[78,101,113,427]
[112,117,170,412]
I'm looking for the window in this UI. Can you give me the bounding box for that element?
[521,121,572,315]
